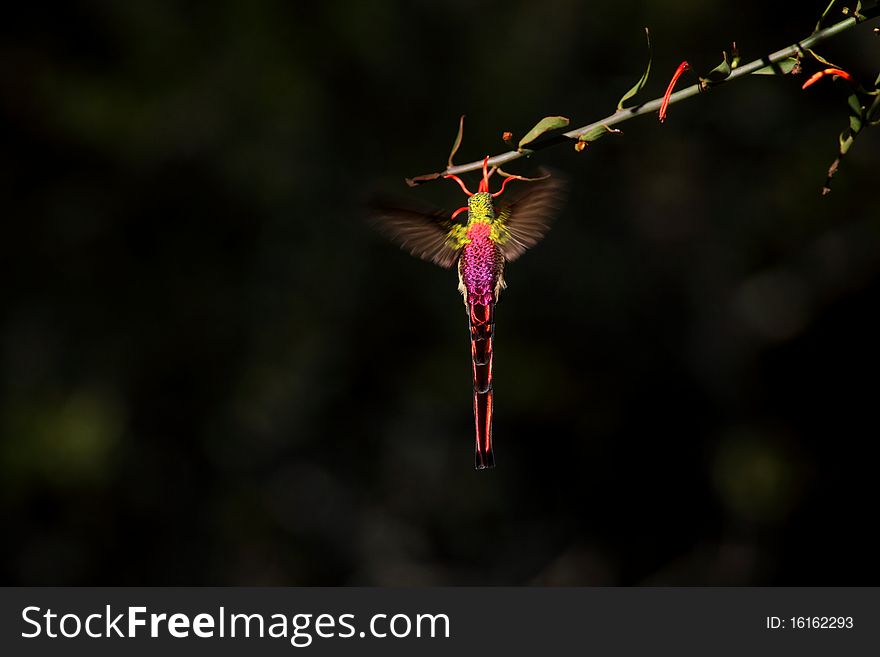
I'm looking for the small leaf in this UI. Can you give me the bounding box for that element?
[814,0,838,33]
[616,27,652,111]
[518,116,570,150]
[844,94,864,139]
[447,115,465,168]
[846,93,863,117]
[502,131,515,147]
[700,51,731,86]
[576,124,622,143]
[752,57,799,76]
[819,100,865,195]
[867,95,880,125]
[405,172,442,187]
[496,168,550,182]
[806,48,841,69]
[838,129,856,155]
[848,114,863,135]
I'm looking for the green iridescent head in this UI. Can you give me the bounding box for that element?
[468,192,495,219]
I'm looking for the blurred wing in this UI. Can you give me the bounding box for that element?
[495,169,567,262]
[369,198,460,269]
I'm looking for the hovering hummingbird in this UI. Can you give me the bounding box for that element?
[371,157,566,469]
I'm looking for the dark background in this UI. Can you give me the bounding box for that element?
[1,0,878,586]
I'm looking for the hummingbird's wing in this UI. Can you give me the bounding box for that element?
[369,198,461,269]
[494,169,567,262]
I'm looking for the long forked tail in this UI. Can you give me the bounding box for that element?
[468,301,495,469]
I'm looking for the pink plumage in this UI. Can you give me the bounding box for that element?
[460,223,500,306]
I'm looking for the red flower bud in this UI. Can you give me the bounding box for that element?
[801,67,856,90]
[659,61,691,123]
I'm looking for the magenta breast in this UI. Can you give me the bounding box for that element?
[460,223,498,305]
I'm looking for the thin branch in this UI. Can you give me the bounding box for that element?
[407,8,879,185]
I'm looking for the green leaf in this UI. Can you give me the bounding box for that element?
[848,114,863,135]
[518,116,570,150]
[752,57,799,75]
[701,51,731,85]
[820,89,869,194]
[814,0,838,33]
[867,95,880,126]
[616,27,652,111]
[834,96,864,166]
[447,115,465,168]
[838,129,856,155]
[576,124,622,143]
[846,93,863,117]
[845,95,864,137]
[806,48,841,68]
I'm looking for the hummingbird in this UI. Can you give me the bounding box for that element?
[371,158,566,469]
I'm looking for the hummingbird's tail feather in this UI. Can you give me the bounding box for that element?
[468,301,495,469]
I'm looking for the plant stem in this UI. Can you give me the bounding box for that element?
[407,9,879,185]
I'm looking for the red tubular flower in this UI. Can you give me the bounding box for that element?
[477,156,491,193]
[491,175,516,198]
[659,61,691,123]
[451,206,469,220]
[444,174,474,196]
[801,67,856,90]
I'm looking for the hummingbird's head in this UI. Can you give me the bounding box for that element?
[467,192,494,218]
